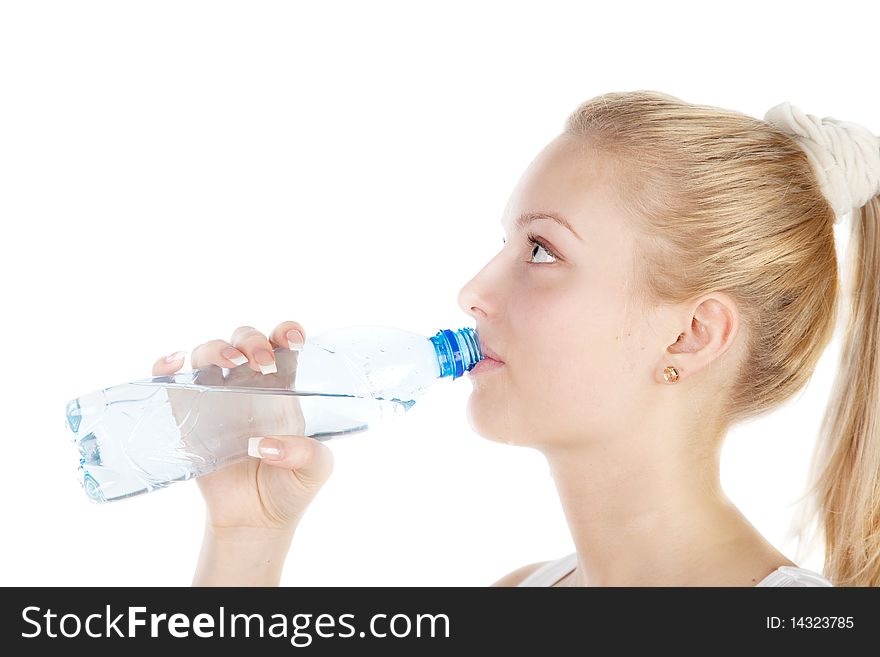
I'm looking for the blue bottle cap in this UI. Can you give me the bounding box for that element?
[430,327,482,379]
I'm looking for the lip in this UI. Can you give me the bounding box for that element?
[477,341,504,364]
[469,357,504,375]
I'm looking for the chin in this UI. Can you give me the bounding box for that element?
[465,391,527,446]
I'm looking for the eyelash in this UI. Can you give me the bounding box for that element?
[526,231,559,264]
[502,232,559,264]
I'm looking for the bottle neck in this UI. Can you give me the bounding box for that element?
[430,328,482,379]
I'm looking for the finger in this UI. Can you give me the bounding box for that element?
[268,321,307,352]
[247,435,334,487]
[231,325,278,375]
[151,350,187,377]
[190,339,249,370]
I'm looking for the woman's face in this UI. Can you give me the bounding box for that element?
[458,134,667,450]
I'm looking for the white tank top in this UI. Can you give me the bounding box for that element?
[516,552,834,586]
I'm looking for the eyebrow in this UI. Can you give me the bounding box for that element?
[511,211,582,241]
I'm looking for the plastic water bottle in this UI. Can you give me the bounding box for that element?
[64,325,484,503]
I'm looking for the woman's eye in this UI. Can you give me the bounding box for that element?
[500,234,558,264]
[526,233,558,264]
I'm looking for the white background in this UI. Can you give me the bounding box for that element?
[0,0,875,586]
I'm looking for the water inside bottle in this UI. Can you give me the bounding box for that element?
[65,383,415,503]
[126,381,417,437]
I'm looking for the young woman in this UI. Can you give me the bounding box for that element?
[153,91,879,587]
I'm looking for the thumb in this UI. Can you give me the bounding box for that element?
[247,435,334,486]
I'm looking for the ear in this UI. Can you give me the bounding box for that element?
[660,294,740,384]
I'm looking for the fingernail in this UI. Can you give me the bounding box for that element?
[248,436,282,460]
[165,350,186,363]
[286,330,304,351]
[254,348,277,374]
[222,347,248,366]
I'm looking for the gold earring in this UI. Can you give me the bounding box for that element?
[663,366,680,384]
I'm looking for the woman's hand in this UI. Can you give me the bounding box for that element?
[151,321,335,538]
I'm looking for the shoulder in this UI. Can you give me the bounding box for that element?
[490,560,551,587]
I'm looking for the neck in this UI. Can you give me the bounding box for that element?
[542,427,769,586]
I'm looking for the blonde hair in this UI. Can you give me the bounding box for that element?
[563,90,880,586]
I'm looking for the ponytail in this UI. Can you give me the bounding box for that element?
[793,194,880,586]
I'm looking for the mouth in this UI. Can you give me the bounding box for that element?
[469,335,505,376]
[469,356,505,375]
[478,343,504,364]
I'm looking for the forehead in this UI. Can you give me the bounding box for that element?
[501,136,614,234]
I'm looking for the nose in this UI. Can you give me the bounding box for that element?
[457,275,486,320]
[458,236,511,319]
[457,257,501,320]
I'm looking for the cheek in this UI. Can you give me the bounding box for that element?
[515,289,642,435]
[532,329,608,412]
[514,282,618,374]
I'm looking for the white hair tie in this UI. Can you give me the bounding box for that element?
[763,102,880,222]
